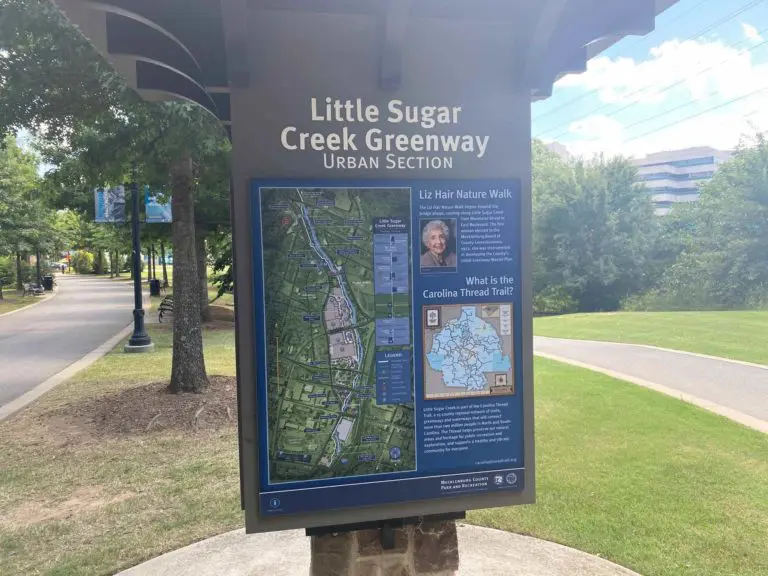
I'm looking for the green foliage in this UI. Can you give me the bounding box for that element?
[70,249,94,274]
[0,134,41,251]
[0,0,127,137]
[532,141,659,313]
[210,232,234,299]
[634,137,768,310]
[0,255,13,283]
[0,256,35,285]
[53,209,87,251]
[533,285,578,316]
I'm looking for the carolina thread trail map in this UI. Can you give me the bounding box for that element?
[424,304,515,400]
[260,187,416,483]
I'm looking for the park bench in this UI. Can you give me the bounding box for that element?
[22,283,45,297]
[158,295,174,323]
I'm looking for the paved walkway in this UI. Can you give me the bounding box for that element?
[535,336,768,429]
[117,524,642,576]
[0,275,133,409]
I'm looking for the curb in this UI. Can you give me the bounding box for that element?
[0,323,133,422]
[534,350,768,434]
[537,337,768,372]
[0,288,59,319]
[629,342,768,371]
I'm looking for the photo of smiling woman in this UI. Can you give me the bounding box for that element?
[419,219,458,272]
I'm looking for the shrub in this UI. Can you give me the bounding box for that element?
[534,285,578,315]
[0,256,14,286]
[71,250,95,274]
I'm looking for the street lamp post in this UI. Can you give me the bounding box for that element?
[125,170,154,353]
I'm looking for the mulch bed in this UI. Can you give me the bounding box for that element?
[44,376,238,439]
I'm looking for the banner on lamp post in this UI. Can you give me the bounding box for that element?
[145,186,173,223]
[94,186,126,223]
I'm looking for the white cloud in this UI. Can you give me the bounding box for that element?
[742,22,763,43]
[562,98,768,159]
[556,38,766,105]
[551,37,768,158]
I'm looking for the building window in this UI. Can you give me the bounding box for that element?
[642,156,715,169]
[639,171,714,181]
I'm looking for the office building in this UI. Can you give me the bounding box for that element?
[546,141,573,161]
[632,147,733,215]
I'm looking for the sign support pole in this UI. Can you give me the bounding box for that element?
[125,166,154,353]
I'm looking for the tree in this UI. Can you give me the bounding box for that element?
[39,101,226,393]
[642,137,768,309]
[0,0,126,138]
[194,141,231,322]
[532,141,659,312]
[3,2,231,393]
[0,134,43,289]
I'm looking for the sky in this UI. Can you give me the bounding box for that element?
[533,0,768,159]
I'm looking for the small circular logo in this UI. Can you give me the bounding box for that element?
[269,498,281,509]
[505,473,518,485]
[390,447,402,461]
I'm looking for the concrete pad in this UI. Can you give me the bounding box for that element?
[116,524,642,576]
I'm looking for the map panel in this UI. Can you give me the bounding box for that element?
[423,303,515,400]
[259,187,416,484]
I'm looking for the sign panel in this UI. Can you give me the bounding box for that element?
[251,179,524,517]
[145,187,172,223]
[94,186,126,223]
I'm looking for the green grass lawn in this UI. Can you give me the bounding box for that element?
[534,310,768,365]
[1,333,766,575]
[207,285,234,307]
[0,291,44,314]
[0,327,240,576]
[470,359,768,576]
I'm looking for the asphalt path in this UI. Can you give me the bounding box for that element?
[0,275,134,408]
[535,336,768,424]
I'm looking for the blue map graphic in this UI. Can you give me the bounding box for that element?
[426,307,511,391]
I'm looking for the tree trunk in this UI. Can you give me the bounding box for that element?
[15,251,22,291]
[169,155,209,394]
[161,240,169,287]
[95,249,104,275]
[195,224,211,323]
[114,250,120,277]
[152,244,158,280]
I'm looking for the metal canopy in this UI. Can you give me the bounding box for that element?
[53,0,679,123]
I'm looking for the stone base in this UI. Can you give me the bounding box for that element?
[311,520,459,576]
[124,342,156,354]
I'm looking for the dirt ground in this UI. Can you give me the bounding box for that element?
[10,375,238,450]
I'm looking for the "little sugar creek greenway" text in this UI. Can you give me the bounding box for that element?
[280,98,491,170]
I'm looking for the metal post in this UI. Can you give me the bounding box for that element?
[125,170,154,353]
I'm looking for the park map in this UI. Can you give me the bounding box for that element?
[259,187,416,484]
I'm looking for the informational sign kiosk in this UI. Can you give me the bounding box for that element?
[52,0,678,557]
[227,8,542,530]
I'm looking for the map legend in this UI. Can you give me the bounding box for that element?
[373,218,410,296]
[376,350,412,405]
